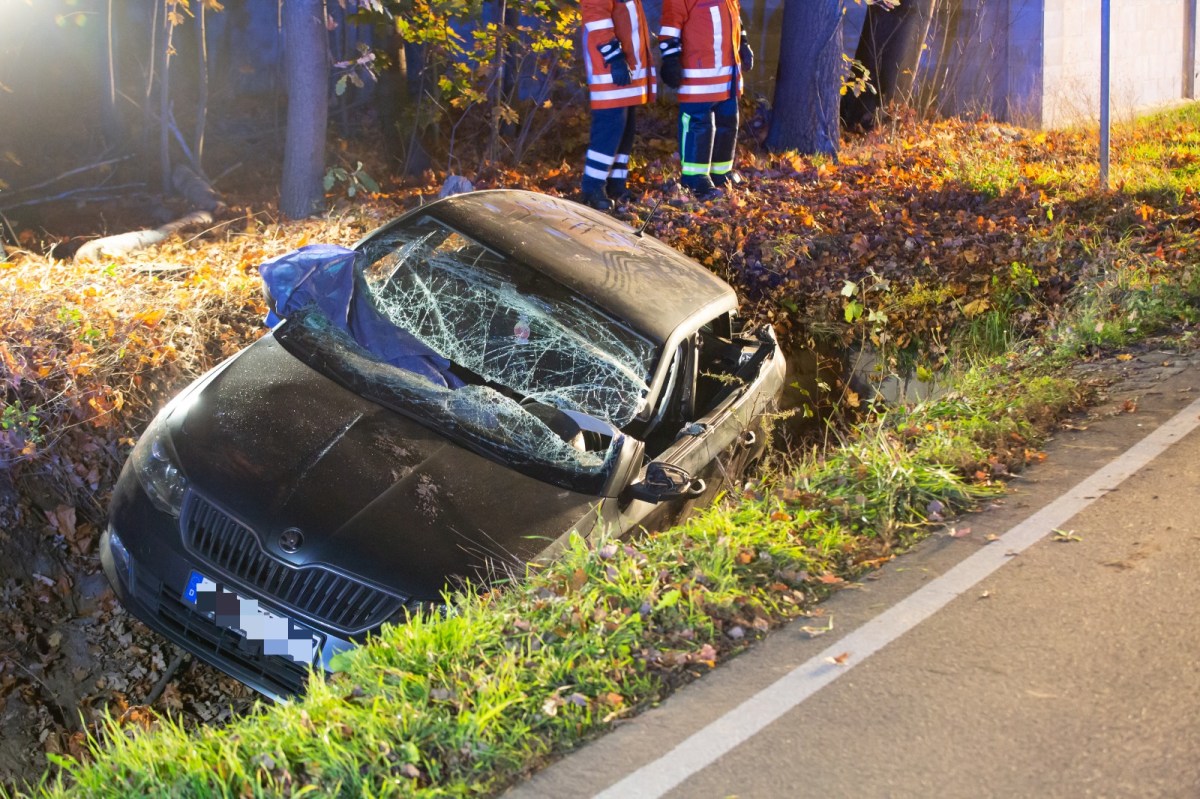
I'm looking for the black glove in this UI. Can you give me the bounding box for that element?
[598,38,632,86]
[659,37,682,89]
[739,40,754,72]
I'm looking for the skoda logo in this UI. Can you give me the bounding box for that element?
[278,528,304,553]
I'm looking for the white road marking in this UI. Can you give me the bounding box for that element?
[596,396,1200,799]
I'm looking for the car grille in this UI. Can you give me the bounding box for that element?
[182,494,406,635]
[152,581,309,698]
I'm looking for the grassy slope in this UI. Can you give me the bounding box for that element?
[4,105,1200,796]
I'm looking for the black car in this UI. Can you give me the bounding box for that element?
[101,190,786,699]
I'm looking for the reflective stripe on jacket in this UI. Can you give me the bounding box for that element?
[660,0,743,103]
[582,0,658,109]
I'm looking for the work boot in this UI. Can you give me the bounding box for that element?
[711,170,744,189]
[682,178,723,202]
[606,182,639,205]
[580,190,613,212]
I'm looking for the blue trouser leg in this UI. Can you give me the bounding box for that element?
[710,96,739,185]
[607,107,637,196]
[583,106,631,195]
[679,101,716,190]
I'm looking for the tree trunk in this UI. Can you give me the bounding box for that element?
[841,0,939,131]
[74,210,214,263]
[159,1,176,194]
[766,0,843,156]
[101,0,124,146]
[141,0,159,178]
[194,0,209,169]
[280,0,329,220]
[489,0,507,163]
[377,33,433,175]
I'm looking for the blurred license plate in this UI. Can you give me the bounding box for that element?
[182,570,320,664]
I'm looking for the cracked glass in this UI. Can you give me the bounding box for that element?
[269,216,660,493]
[357,217,656,427]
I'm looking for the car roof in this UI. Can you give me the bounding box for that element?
[422,189,738,346]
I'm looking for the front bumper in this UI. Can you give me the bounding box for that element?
[100,525,356,702]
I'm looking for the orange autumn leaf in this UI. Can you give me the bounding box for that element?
[87,395,117,426]
[133,308,167,328]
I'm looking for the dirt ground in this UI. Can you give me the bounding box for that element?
[0,497,259,791]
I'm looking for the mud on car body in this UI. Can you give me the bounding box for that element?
[101,190,787,700]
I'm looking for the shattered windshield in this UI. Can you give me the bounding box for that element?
[267,216,659,494]
[356,215,657,427]
[277,309,616,493]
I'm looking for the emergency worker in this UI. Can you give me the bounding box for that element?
[580,0,657,211]
[658,0,753,200]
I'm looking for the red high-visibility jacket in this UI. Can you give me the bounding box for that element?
[581,0,657,109]
[659,0,744,103]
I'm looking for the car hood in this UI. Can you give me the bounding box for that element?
[168,334,598,600]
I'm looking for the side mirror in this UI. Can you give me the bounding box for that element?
[627,461,706,504]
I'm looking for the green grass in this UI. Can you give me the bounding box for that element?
[943,103,1200,201]
[1116,103,1200,201]
[1044,242,1200,359]
[950,150,1023,197]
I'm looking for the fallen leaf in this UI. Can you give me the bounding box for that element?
[45,505,77,537]
[829,652,850,665]
[801,619,833,637]
[948,526,972,538]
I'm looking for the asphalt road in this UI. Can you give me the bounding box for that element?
[507,348,1200,799]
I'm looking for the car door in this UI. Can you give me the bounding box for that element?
[617,320,784,534]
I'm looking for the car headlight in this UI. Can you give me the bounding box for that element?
[103,527,133,585]
[130,426,188,516]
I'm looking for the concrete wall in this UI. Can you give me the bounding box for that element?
[1041,0,1197,127]
[914,0,1199,128]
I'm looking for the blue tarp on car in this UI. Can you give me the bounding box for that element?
[258,244,462,388]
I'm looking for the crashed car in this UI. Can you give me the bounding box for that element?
[101,189,786,699]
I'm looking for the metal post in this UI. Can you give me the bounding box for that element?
[1099,0,1111,190]
[1186,0,1197,99]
